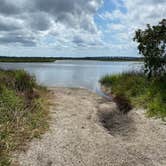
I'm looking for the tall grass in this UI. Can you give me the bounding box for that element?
[0,69,49,165]
[100,71,166,119]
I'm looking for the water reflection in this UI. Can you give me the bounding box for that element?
[0,60,142,93]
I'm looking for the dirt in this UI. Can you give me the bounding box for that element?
[13,87,166,166]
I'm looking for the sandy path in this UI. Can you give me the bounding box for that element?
[15,88,166,166]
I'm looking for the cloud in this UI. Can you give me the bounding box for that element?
[0,0,165,56]
[101,0,166,28]
[0,0,103,47]
[0,31,36,46]
[26,12,51,31]
[108,23,126,31]
[0,15,23,31]
[99,10,124,21]
[124,0,166,26]
[99,0,166,55]
[0,0,20,15]
[0,21,20,31]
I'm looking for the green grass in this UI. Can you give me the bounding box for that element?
[0,69,49,165]
[100,71,166,119]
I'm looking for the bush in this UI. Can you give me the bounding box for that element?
[134,19,166,78]
[100,72,166,119]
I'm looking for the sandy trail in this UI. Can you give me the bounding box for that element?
[14,88,166,166]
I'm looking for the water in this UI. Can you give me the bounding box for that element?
[0,60,142,93]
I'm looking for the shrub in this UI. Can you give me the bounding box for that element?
[134,19,166,78]
[100,72,166,119]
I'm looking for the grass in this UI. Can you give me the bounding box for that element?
[100,71,166,119]
[0,69,49,165]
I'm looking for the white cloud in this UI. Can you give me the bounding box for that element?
[108,23,126,31]
[0,0,165,57]
[0,0,103,47]
[99,10,124,21]
[99,0,166,56]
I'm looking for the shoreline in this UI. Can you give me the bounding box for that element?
[13,87,166,166]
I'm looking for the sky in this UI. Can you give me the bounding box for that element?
[0,0,165,57]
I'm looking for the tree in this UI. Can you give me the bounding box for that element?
[134,19,166,78]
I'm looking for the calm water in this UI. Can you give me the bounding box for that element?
[0,60,142,93]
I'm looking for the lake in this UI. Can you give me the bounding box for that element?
[0,60,142,94]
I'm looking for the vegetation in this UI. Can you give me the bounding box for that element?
[54,56,144,61]
[0,69,49,165]
[100,19,166,119]
[134,19,166,78]
[0,56,143,62]
[100,72,166,119]
[0,57,56,63]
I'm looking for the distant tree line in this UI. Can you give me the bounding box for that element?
[54,56,144,61]
[0,56,143,62]
[0,56,55,62]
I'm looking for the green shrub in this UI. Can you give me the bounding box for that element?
[134,19,166,78]
[100,72,166,119]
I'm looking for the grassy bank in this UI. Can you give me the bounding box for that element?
[0,70,49,165]
[100,72,166,119]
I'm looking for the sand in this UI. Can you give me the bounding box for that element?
[13,87,166,166]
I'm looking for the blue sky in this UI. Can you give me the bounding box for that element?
[0,0,165,57]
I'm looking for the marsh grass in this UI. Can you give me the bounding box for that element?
[100,71,166,119]
[0,69,49,166]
